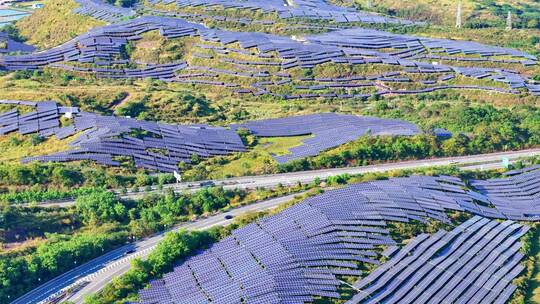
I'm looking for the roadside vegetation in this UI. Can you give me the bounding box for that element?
[0,183,313,303]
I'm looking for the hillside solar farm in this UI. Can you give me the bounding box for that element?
[2,1,540,304]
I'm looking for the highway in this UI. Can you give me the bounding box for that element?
[34,147,540,208]
[149,147,540,194]
[12,147,540,303]
[11,193,303,304]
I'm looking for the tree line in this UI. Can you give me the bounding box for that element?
[0,186,246,302]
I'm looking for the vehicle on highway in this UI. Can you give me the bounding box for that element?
[200,181,216,188]
[224,215,234,220]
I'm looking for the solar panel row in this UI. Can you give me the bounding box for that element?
[1,16,537,97]
[471,169,540,221]
[146,0,418,25]
[0,100,429,172]
[348,216,528,304]
[137,168,539,303]
[73,0,136,22]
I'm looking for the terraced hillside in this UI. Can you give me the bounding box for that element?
[2,1,540,304]
[0,0,539,169]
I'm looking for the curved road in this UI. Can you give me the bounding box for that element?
[12,147,540,303]
[11,193,304,304]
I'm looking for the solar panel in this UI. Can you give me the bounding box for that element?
[1,15,537,98]
[347,216,528,304]
[135,169,539,303]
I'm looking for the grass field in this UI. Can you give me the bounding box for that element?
[15,0,105,48]
[185,135,312,179]
[0,133,71,163]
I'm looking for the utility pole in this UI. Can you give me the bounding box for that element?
[456,1,462,29]
[506,11,513,31]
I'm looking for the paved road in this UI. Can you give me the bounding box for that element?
[33,148,540,208]
[11,193,303,304]
[13,147,540,303]
[125,149,537,197]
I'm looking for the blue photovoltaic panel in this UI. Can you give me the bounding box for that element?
[1,16,538,98]
[471,169,540,221]
[0,32,35,54]
[136,170,537,303]
[146,0,418,25]
[347,216,528,304]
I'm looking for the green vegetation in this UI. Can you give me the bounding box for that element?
[125,31,190,64]
[84,229,217,304]
[105,0,138,7]
[511,223,540,304]
[0,204,78,244]
[0,224,128,303]
[183,135,312,179]
[75,191,127,225]
[15,0,105,48]
[0,187,98,205]
[0,133,71,163]
[0,181,315,301]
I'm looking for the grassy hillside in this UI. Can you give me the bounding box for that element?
[352,0,540,27]
[15,0,105,49]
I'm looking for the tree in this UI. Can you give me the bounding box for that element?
[75,191,127,225]
[191,187,229,214]
[51,166,83,187]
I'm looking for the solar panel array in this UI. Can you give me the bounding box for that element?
[73,0,136,22]
[1,16,538,97]
[471,168,540,221]
[0,33,35,54]
[146,0,417,25]
[137,171,537,303]
[49,62,188,81]
[0,17,204,72]
[0,100,77,137]
[0,100,245,172]
[307,28,536,60]
[231,113,421,163]
[348,216,528,304]
[0,100,430,170]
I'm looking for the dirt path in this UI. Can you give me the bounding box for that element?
[110,92,132,110]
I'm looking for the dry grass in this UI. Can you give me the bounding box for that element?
[0,133,72,163]
[15,0,105,49]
